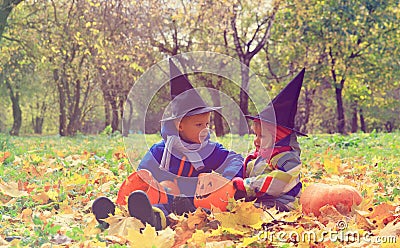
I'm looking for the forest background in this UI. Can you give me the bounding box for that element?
[0,0,399,137]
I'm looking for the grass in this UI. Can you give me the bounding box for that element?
[0,131,399,247]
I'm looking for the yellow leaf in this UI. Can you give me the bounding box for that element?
[83,216,102,237]
[214,201,267,231]
[155,227,176,248]
[188,229,207,245]
[64,173,87,186]
[46,189,59,202]
[222,227,245,235]
[239,236,259,247]
[127,224,175,248]
[205,240,235,247]
[323,155,341,175]
[80,240,107,247]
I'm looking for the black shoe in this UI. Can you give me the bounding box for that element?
[92,197,115,229]
[172,196,196,216]
[128,190,160,230]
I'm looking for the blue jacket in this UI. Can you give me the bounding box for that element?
[138,120,243,197]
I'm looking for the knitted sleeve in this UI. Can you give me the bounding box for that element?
[244,151,301,197]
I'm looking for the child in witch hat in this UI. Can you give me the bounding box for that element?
[232,69,306,211]
[92,59,243,230]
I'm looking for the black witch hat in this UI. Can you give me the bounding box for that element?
[246,68,307,136]
[160,59,222,122]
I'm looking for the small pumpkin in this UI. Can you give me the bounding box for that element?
[116,169,168,205]
[193,173,236,211]
[300,183,362,217]
[160,180,180,195]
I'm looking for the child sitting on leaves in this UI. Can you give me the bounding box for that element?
[232,69,306,212]
[92,59,243,230]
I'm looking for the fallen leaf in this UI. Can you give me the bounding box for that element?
[0,151,11,163]
[83,216,102,237]
[59,201,74,214]
[187,229,207,246]
[239,236,259,248]
[323,155,341,175]
[187,208,208,230]
[355,210,375,231]
[98,181,114,192]
[209,226,245,237]
[0,236,8,246]
[317,205,346,225]
[0,180,28,198]
[172,222,196,247]
[105,215,144,237]
[31,192,50,204]
[126,224,175,248]
[214,200,266,231]
[378,220,400,237]
[368,203,397,229]
[105,235,127,245]
[20,208,33,223]
[205,240,235,247]
[80,240,107,247]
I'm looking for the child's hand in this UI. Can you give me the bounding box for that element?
[232,177,247,200]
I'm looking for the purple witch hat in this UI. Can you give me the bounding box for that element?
[160,59,222,122]
[246,68,307,136]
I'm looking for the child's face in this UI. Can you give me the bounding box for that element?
[177,112,211,144]
[252,121,293,150]
[252,121,276,150]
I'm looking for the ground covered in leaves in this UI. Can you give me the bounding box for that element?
[0,132,399,247]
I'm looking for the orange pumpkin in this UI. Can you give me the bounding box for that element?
[160,180,180,196]
[300,183,362,217]
[116,169,168,205]
[193,173,236,211]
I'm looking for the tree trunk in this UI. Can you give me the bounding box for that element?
[33,117,44,134]
[0,0,23,40]
[67,79,82,136]
[351,101,358,133]
[122,98,133,137]
[119,98,124,132]
[238,60,250,136]
[360,108,366,132]
[302,88,315,134]
[54,69,68,136]
[385,121,393,132]
[110,99,119,133]
[207,81,225,137]
[104,101,111,127]
[335,86,346,134]
[230,4,278,136]
[5,79,21,136]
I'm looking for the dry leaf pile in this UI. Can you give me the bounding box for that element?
[0,137,399,247]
